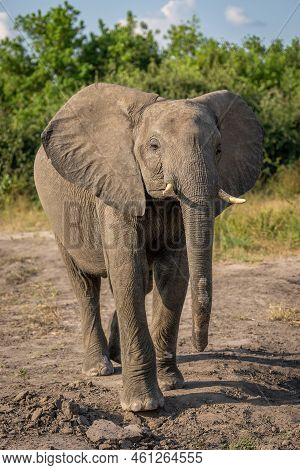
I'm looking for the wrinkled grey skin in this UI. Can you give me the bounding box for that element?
[34,83,263,412]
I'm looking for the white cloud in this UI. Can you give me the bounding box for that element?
[161,0,195,22]
[225,5,264,27]
[121,0,196,44]
[0,11,12,40]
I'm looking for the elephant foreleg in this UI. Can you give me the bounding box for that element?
[108,256,164,411]
[108,275,153,364]
[101,206,163,411]
[151,248,189,390]
[56,238,113,376]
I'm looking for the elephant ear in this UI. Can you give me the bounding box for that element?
[193,90,263,215]
[41,83,159,216]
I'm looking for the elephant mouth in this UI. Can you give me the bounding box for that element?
[148,188,177,200]
[148,183,246,208]
[147,178,176,198]
[163,183,246,204]
[147,190,169,200]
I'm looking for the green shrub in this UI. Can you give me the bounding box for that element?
[0,3,299,200]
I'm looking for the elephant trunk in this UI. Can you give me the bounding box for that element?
[168,149,216,352]
[181,200,214,351]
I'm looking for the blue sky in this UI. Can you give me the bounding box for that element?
[0,0,299,45]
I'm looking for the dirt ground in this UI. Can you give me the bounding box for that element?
[0,231,299,450]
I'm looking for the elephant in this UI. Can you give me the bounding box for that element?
[34,83,263,412]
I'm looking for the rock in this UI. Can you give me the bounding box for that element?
[49,410,57,420]
[98,443,112,450]
[14,390,29,402]
[123,424,144,439]
[123,411,143,425]
[52,398,62,410]
[86,419,122,443]
[66,382,81,391]
[61,400,80,419]
[120,439,133,449]
[86,420,146,444]
[31,408,43,422]
[77,415,90,427]
[61,424,73,435]
[0,404,13,413]
[42,406,51,415]
[41,414,52,426]
[25,423,35,430]
[40,396,50,405]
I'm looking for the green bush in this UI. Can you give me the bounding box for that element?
[0,2,299,200]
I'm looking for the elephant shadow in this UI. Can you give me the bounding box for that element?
[160,348,300,414]
[113,348,299,416]
[177,347,300,368]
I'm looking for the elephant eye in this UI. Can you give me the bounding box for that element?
[149,138,160,151]
[215,143,221,163]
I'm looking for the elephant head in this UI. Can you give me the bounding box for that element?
[42,83,263,351]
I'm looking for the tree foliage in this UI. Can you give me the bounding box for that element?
[0,2,299,199]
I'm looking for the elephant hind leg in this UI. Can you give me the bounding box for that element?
[56,237,114,376]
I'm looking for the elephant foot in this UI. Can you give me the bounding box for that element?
[157,364,184,391]
[82,355,114,376]
[120,379,164,412]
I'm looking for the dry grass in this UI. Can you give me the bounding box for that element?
[229,436,257,450]
[22,281,62,333]
[214,162,300,261]
[0,196,48,232]
[268,304,300,327]
[24,281,62,331]
[0,260,64,334]
[4,256,38,285]
[214,193,300,262]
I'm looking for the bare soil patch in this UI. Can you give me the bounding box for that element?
[0,232,299,450]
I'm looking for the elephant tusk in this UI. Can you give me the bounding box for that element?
[218,188,246,204]
[163,183,175,197]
